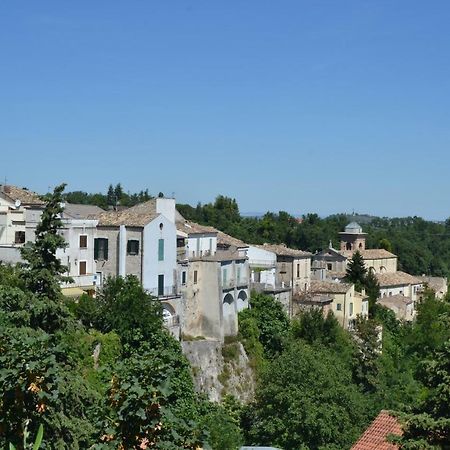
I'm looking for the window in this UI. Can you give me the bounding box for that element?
[127,239,139,255]
[349,302,354,316]
[223,268,228,284]
[79,235,88,248]
[158,274,164,296]
[79,261,87,276]
[158,239,164,261]
[14,231,25,244]
[237,267,241,283]
[297,264,300,278]
[194,270,198,284]
[209,238,213,252]
[94,238,109,261]
[182,271,186,285]
[327,263,332,271]
[336,303,342,311]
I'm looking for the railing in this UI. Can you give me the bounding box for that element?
[147,286,179,298]
[249,259,276,268]
[62,273,97,288]
[163,315,180,328]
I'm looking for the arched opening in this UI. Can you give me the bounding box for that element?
[223,293,237,336]
[369,267,376,274]
[380,266,387,274]
[162,303,177,326]
[346,242,352,251]
[237,290,248,312]
[359,242,363,249]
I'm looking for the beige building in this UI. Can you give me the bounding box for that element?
[378,294,415,321]
[376,271,423,305]
[309,280,369,329]
[417,276,448,299]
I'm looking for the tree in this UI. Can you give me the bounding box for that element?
[20,184,71,301]
[106,184,115,206]
[114,183,123,203]
[395,341,450,448]
[245,340,368,450]
[365,269,381,314]
[345,250,367,292]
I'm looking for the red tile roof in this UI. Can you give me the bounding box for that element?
[351,410,402,450]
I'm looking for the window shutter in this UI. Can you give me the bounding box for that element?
[104,239,109,260]
[94,239,99,260]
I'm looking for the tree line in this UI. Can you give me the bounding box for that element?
[178,195,450,277]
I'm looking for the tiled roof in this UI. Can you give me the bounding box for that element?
[217,230,248,248]
[254,243,312,258]
[177,220,218,236]
[376,271,422,287]
[63,203,105,220]
[310,280,352,294]
[341,249,397,259]
[378,294,413,307]
[417,276,447,294]
[0,185,45,205]
[351,410,402,450]
[92,199,159,227]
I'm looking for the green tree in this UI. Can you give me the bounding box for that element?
[365,270,381,314]
[20,184,71,302]
[395,341,450,448]
[106,184,115,206]
[345,250,367,292]
[245,340,368,450]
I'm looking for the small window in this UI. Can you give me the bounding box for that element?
[158,239,165,261]
[297,263,300,278]
[127,240,139,255]
[14,231,25,244]
[182,271,186,285]
[79,261,87,276]
[94,238,109,261]
[336,303,342,311]
[223,268,228,284]
[79,235,88,249]
[237,267,241,283]
[349,302,354,316]
[327,263,332,271]
[194,270,198,284]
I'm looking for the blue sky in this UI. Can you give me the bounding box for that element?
[1,1,449,219]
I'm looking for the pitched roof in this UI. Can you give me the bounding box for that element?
[310,280,352,294]
[341,249,397,259]
[254,243,312,258]
[376,271,422,287]
[378,294,413,307]
[217,230,248,249]
[63,203,105,220]
[351,410,402,450]
[92,199,159,227]
[417,276,448,294]
[0,185,45,206]
[177,220,218,236]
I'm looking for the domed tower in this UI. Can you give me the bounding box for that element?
[339,222,367,252]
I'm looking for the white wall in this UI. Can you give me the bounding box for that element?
[142,214,177,295]
[156,198,176,224]
[247,245,276,267]
[187,233,217,258]
[380,283,423,303]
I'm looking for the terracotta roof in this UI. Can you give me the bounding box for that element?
[376,271,422,287]
[294,292,333,305]
[254,243,312,258]
[217,230,248,248]
[0,185,44,205]
[92,199,159,227]
[341,249,397,259]
[310,280,352,294]
[351,410,402,450]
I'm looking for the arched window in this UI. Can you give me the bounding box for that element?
[346,242,352,251]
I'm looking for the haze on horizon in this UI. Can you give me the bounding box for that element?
[1,1,449,220]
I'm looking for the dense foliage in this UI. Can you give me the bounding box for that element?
[178,196,450,277]
[0,186,237,450]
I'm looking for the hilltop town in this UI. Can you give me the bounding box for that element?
[1,184,450,449]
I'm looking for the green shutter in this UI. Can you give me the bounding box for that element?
[158,239,164,261]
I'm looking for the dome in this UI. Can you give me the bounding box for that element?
[344,222,363,234]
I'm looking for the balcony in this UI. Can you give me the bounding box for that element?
[147,285,180,299]
[62,273,97,289]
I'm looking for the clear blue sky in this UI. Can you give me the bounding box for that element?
[1,1,449,219]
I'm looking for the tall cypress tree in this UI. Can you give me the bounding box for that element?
[345,250,367,292]
[107,184,115,206]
